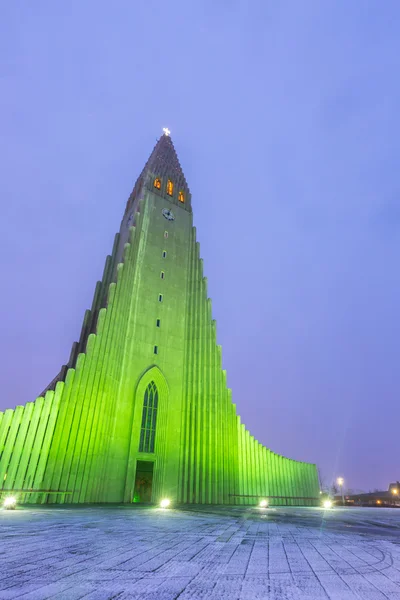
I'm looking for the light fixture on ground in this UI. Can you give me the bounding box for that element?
[3,496,16,510]
[160,498,170,508]
[323,499,332,509]
[259,499,268,508]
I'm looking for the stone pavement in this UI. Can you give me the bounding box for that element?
[1,505,400,599]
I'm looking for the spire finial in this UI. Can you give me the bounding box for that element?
[162,127,171,136]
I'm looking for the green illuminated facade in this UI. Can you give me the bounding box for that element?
[0,133,319,504]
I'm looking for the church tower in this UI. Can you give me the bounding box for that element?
[0,131,319,505]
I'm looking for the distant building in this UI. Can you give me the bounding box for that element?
[388,481,400,494]
[336,481,400,507]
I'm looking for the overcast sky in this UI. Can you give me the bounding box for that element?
[1,1,400,492]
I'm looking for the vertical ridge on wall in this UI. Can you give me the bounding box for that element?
[178,225,319,506]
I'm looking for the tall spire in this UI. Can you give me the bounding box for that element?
[141,129,190,197]
[40,130,193,397]
[123,129,191,221]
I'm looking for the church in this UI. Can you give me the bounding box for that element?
[0,131,319,505]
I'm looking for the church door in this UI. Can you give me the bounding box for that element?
[133,460,154,503]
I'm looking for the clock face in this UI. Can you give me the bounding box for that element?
[162,208,175,221]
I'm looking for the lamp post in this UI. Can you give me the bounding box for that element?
[337,477,344,506]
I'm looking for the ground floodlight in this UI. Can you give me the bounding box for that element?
[3,496,16,510]
[323,499,332,509]
[160,498,170,508]
[259,499,268,508]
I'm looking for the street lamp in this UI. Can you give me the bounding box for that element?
[337,477,344,506]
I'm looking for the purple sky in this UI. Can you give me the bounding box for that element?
[1,1,400,493]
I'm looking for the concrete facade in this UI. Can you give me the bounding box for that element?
[0,133,319,504]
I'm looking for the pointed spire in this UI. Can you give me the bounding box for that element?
[123,129,191,222]
[143,129,190,195]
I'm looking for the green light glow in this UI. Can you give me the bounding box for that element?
[0,135,319,506]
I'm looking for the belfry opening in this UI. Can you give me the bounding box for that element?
[0,130,319,505]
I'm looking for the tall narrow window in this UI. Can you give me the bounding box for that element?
[160,271,165,279]
[154,345,158,355]
[162,250,167,258]
[164,231,168,238]
[156,319,160,327]
[158,294,163,302]
[167,179,174,196]
[178,191,185,203]
[139,381,158,453]
[154,177,161,189]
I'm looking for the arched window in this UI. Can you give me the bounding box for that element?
[154,178,161,190]
[167,179,174,196]
[178,191,185,203]
[139,381,158,453]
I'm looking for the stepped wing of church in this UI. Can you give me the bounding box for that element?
[0,134,319,504]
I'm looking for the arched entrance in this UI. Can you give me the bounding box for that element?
[124,366,169,503]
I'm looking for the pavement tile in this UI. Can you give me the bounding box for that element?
[1,506,400,599]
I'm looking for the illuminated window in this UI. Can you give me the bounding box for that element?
[154,178,161,190]
[156,319,160,327]
[160,271,165,279]
[139,381,158,453]
[154,345,158,355]
[162,251,167,258]
[178,191,185,203]
[167,179,174,196]
[158,294,163,302]
[164,231,168,238]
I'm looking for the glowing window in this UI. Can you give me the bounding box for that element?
[178,191,185,203]
[167,179,174,196]
[154,178,161,189]
[139,381,158,453]
[161,271,165,279]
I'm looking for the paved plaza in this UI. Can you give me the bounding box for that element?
[1,505,400,599]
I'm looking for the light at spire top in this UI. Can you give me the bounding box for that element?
[162,127,171,136]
